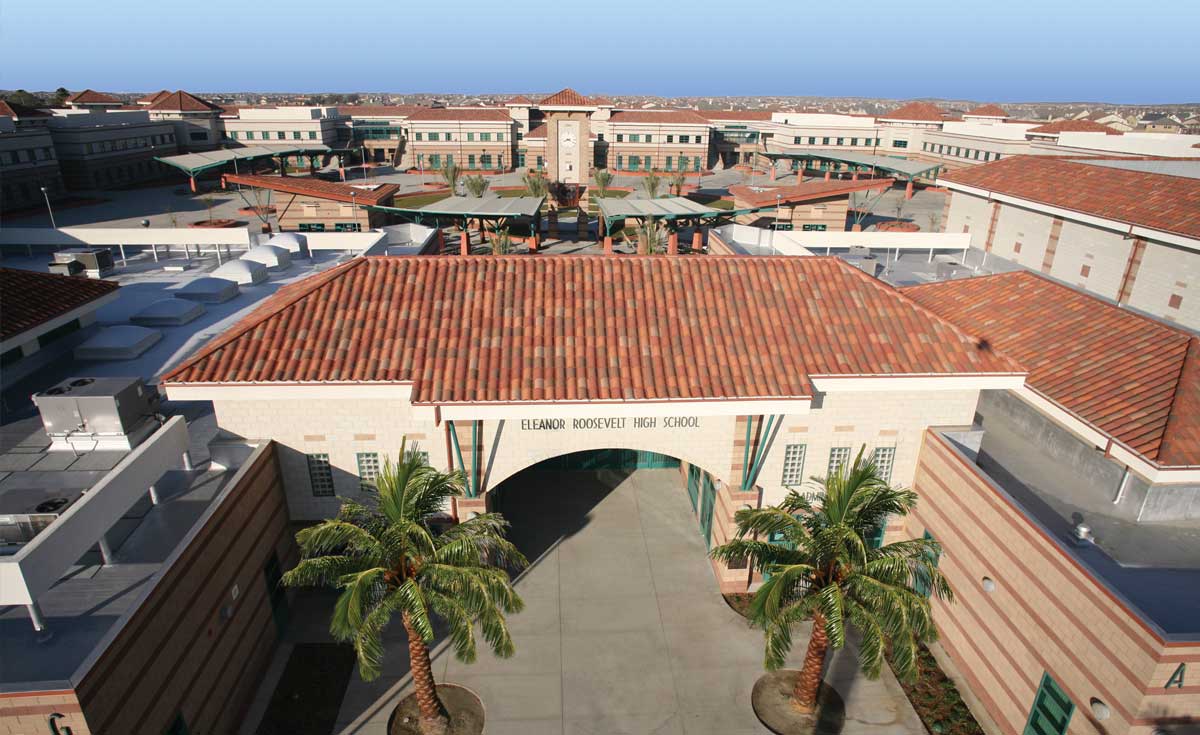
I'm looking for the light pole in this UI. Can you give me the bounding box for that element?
[362,144,369,183]
[40,186,57,229]
[773,193,782,256]
[351,191,361,232]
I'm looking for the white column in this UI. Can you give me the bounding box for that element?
[149,484,160,504]
[98,535,115,566]
[27,602,47,632]
[182,450,194,471]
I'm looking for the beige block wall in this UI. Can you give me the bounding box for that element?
[0,692,89,735]
[211,398,446,520]
[1126,240,1200,329]
[753,389,981,510]
[945,191,993,241]
[910,431,1200,735]
[989,204,1055,269]
[1048,221,1133,300]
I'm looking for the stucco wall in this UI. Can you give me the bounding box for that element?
[1126,239,1200,329]
[990,203,1055,270]
[1047,221,1133,299]
[945,191,992,243]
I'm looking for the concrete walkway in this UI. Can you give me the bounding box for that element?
[328,468,925,735]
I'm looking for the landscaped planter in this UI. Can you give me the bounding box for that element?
[188,218,242,228]
[388,683,484,735]
[237,206,276,215]
[876,220,921,232]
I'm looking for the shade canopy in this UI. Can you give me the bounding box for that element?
[368,195,546,223]
[596,196,722,221]
[155,144,332,176]
[762,150,943,180]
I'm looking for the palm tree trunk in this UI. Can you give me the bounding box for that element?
[402,612,448,735]
[792,612,828,713]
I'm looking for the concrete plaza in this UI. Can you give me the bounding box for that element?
[314,468,924,735]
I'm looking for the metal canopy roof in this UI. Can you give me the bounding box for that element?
[367,195,546,222]
[763,149,942,180]
[597,196,722,221]
[155,144,332,176]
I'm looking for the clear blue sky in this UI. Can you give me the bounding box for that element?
[2,0,1196,103]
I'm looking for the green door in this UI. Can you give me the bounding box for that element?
[264,553,289,633]
[699,474,717,548]
[687,465,700,512]
[1023,672,1074,735]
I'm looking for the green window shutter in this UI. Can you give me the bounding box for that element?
[1023,673,1075,735]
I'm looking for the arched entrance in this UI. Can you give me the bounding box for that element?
[438,448,772,732]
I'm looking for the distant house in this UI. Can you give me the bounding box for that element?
[220,174,399,232]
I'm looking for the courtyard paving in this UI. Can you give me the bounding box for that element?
[323,468,925,735]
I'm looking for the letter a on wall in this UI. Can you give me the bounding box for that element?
[1164,663,1185,689]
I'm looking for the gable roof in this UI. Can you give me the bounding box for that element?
[939,156,1200,240]
[0,268,120,342]
[964,104,1008,118]
[538,88,593,107]
[881,102,945,122]
[336,105,423,117]
[524,124,548,139]
[148,90,220,112]
[1028,119,1122,135]
[0,100,50,119]
[502,95,534,106]
[65,89,120,104]
[138,90,171,105]
[700,110,775,121]
[903,271,1199,467]
[608,110,710,125]
[728,178,896,207]
[405,107,511,122]
[220,174,399,205]
[162,256,1022,403]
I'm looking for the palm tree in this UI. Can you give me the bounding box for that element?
[522,171,549,198]
[633,216,664,255]
[643,169,662,198]
[669,170,688,197]
[593,168,613,199]
[463,174,489,198]
[488,224,513,255]
[440,161,462,194]
[282,442,528,735]
[711,447,951,714]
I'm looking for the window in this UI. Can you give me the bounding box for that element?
[616,155,623,169]
[466,132,475,141]
[851,137,859,146]
[913,530,940,596]
[827,446,851,477]
[516,150,526,167]
[780,444,807,486]
[299,222,326,232]
[307,453,334,496]
[481,154,492,168]
[414,132,423,141]
[822,137,830,145]
[468,154,476,169]
[335,222,362,232]
[801,224,827,232]
[244,131,254,140]
[481,133,491,142]
[893,139,908,148]
[667,135,675,143]
[536,155,544,169]
[629,134,639,143]
[836,137,844,145]
[430,154,441,168]
[292,131,302,140]
[871,446,895,483]
[308,130,317,139]
[679,135,689,144]
[356,452,380,492]
[496,132,504,141]
[276,131,286,140]
[1023,673,1074,735]
[616,134,624,142]
[664,157,673,171]
[645,134,652,143]
[792,136,802,144]
[807,136,817,145]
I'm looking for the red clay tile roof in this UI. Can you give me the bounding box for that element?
[0,100,50,118]
[940,155,1200,240]
[65,89,120,104]
[138,90,171,105]
[524,124,547,139]
[964,104,1008,118]
[590,96,615,106]
[538,88,593,107]
[148,90,220,112]
[608,110,710,125]
[221,174,399,205]
[336,105,422,117]
[904,271,1199,467]
[881,102,945,122]
[162,256,1022,402]
[406,108,512,122]
[1,268,119,342]
[503,95,534,105]
[1028,119,1122,135]
[700,110,775,121]
[728,178,896,207]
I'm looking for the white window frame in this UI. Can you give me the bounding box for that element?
[827,446,852,477]
[307,453,334,497]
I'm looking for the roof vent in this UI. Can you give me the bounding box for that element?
[1070,522,1093,547]
[35,498,72,514]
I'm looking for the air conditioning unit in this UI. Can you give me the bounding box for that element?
[32,377,160,451]
[50,248,115,278]
[0,487,84,552]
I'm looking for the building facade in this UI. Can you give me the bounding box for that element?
[221,173,398,232]
[44,109,178,190]
[0,104,63,211]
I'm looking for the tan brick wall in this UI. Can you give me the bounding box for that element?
[910,432,1200,735]
[1125,239,1200,329]
[945,191,993,242]
[72,442,293,735]
[0,692,89,735]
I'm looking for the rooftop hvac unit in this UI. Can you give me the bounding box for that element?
[32,377,160,451]
[0,486,84,552]
[50,248,115,278]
